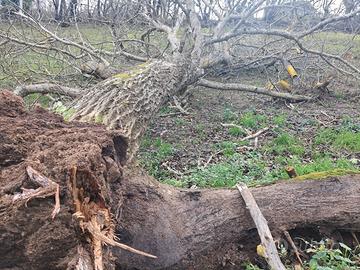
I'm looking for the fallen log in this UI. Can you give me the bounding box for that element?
[1,90,360,270]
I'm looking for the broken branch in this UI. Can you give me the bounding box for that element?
[240,127,270,141]
[237,182,286,270]
[199,79,312,102]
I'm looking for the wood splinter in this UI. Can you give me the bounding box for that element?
[69,166,156,270]
[237,182,286,270]
[12,166,60,219]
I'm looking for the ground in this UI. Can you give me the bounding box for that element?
[138,85,360,188]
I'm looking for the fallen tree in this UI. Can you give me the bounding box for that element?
[1,90,360,270]
[1,3,360,269]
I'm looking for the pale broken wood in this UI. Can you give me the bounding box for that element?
[221,123,251,135]
[237,182,286,270]
[12,166,60,219]
[240,127,270,141]
[69,166,156,270]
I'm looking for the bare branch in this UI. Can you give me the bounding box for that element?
[198,79,313,101]
[15,83,81,98]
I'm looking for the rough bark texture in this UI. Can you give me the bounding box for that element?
[71,60,184,160]
[1,91,360,270]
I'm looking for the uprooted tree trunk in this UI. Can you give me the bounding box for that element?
[1,90,360,270]
[70,59,187,161]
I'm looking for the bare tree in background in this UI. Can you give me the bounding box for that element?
[0,1,360,270]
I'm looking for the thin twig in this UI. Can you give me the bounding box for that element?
[284,230,303,266]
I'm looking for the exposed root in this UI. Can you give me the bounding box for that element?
[69,166,156,270]
[12,166,60,219]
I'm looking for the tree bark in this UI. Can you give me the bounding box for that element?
[1,90,360,270]
[71,60,187,160]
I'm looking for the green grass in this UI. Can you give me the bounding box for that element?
[217,141,237,157]
[139,137,175,180]
[223,107,237,122]
[266,132,305,156]
[239,111,267,129]
[139,112,359,189]
[315,128,360,152]
[228,126,245,136]
[24,93,52,108]
[273,114,287,127]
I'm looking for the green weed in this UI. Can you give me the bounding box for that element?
[304,240,360,270]
[290,157,357,176]
[24,93,52,108]
[217,141,237,157]
[267,132,305,156]
[333,131,360,152]
[240,112,264,129]
[228,126,245,137]
[315,128,360,152]
[175,118,187,126]
[273,114,287,127]
[139,138,175,180]
[223,107,237,121]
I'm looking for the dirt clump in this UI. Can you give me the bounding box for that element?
[0,90,125,269]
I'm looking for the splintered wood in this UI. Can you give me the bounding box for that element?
[237,182,286,270]
[12,166,60,219]
[69,166,156,270]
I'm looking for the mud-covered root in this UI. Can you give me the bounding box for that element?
[69,166,156,270]
[11,166,60,219]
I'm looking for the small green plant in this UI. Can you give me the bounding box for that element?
[267,133,305,156]
[159,106,172,115]
[139,138,174,180]
[223,107,237,121]
[24,93,52,108]
[340,116,360,132]
[315,128,338,145]
[95,114,103,124]
[240,112,267,129]
[228,126,245,137]
[242,262,262,270]
[290,157,357,176]
[53,102,76,121]
[184,161,242,187]
[175,118,186,126]
[273,114,287,127]
[333,131,360,152]
[154,138,173,158]
[304,240,360,270]
[217,141,237,157]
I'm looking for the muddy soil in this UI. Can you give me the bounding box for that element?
[0,90,126,269]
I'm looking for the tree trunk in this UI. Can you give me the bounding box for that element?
[69,0,78,19]
[1,90,360,270]
[36,0,41,16]
[18,0,23,14]
[71,60,186,161]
